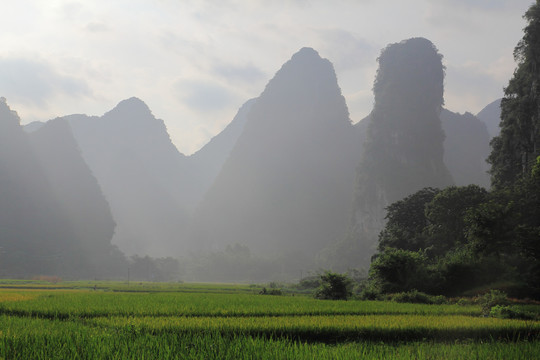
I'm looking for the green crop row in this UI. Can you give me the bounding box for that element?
[1,285,539,359]
[90,314,540,342]
[0,290,481,319]
[0,315,539,359]
[0,280,260,294]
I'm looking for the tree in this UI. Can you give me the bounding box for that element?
[378,187,440,252]
[424,185,488,257]
[370,186,507,296]
[464,190,519,258]
[368,248,433,294]
[512,156,540,295]
[314,271,353,300]
[489,1,540,188]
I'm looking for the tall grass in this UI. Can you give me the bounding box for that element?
[0,315,538,359]
[91,314,540,342]
[0,290,481,319]
[0,284,538,359]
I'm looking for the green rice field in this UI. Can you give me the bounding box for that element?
[0,281,539,359]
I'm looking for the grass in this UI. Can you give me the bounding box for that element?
[0,290,482,319]
[0,281,539,359]
[92,314,540,342]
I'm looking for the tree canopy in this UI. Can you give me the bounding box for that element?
[489,1,540,188]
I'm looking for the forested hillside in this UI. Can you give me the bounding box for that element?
[326,38,454,270]
[364,2,540,299]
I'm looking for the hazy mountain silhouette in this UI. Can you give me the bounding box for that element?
[27,118,125,277]
[184,98,255,206]
[476,98,502,139]
[1,45,502,280]
[192,48,359,262]
[441,109,490,188]
[66,98,191,257]
[0,98,84,277]
[23,121,45,133]
[329,38,454,270]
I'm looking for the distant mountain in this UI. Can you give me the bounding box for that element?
[331,38,454,270]
[0,98,84,277]
[476,98,502,139]
[192,48,359,263]
[353,115,370,145]
[27,118,125,277]
[23,121,45,132]
[66,98,191,257]
[185,98,255,206]
[441,109,490,188]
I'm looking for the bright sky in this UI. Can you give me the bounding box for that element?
[0,0,533,155]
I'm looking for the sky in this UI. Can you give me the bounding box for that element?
[0,0,534,155]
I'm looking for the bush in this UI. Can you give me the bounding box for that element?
[489,305,537,320]
[357,282,383,300]
[259,287,282,296]
[391,290,430,304]
[368,248,431,294]
[314,271,352,300]
[389,290,447,304]
[430,295,447,305]
[480,290,509,316]
[455,298,474,306]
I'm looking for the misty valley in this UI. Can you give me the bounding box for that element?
[0,40,500,284]
[2,1,540,356]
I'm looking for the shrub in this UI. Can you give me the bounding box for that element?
[368,248,431,294]
[391,290,432,304]
[480,290,509,316]
[314,271,352,300]
[358,283,382,300]
[489,305,536,320]
[358,286,381,300]
[456,298,474,306]
[430,295,447,305]
[390,290,447,304]
[259,287,282,296]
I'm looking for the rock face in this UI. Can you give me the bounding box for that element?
[441,109,491,188]
[191,48,359,261]
[67,98,190,257]
[476,98,502,139]
[27,118,124,277]
[335,38,454,269]
[0,98,60,277]
[185,98,255,206]
[0,98,122,278]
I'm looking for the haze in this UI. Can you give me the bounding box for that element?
[0,0,536,282]
[0,0,531,155]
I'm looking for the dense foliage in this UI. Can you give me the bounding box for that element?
[314,271,352,300]
[489,1,540,188]
[365,1,540,300]
[367,161,540,298]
